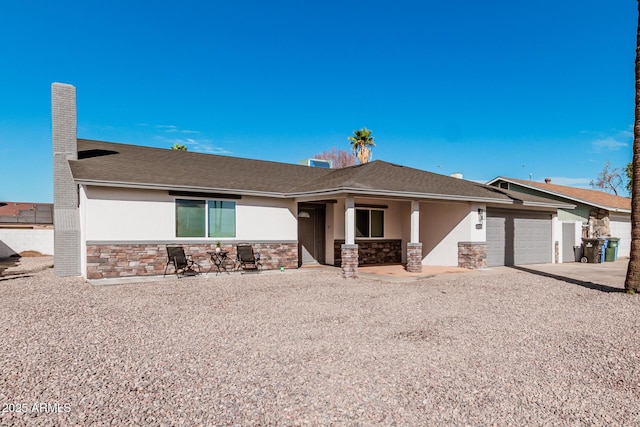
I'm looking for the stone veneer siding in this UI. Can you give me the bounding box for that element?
[334,239,402,266]
[406,242,423,273]
[457,242,487,269]
[341,244,359,279]
[86,242,298,279]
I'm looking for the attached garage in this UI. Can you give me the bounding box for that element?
[486,208,553,267]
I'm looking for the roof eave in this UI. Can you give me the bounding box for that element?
[522,201,576,209]
[75,179,289,198]
[609,208,632,214]
[286,187,514,204]
[75,180,577,208]
[491,177,628,212]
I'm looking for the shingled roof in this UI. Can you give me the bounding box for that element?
[489,177,630,212]
[70,139,569,207]
[289,160,569,205]
[71,139,331,196]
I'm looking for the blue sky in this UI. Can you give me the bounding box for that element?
[0,1,636,202]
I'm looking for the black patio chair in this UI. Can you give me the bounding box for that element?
[164,245,201,278]
[236,244,262,273]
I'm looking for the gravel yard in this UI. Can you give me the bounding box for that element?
[1,260,639,426]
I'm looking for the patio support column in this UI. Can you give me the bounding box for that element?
[410,200,420,242]
[406,200,422,273]
[342,195,358,278]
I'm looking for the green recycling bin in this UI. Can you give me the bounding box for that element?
[607,237,620,260]
[605,247,616,262]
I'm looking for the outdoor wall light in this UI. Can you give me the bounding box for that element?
[478,208,485,222]
[297,211,311,218]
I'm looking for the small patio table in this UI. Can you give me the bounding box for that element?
[207,250,231,275]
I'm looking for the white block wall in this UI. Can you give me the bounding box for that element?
[0,229,54,257]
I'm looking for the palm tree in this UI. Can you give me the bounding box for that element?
[625,0,640,293]
[171,143,188,151]
[348,128,375,164]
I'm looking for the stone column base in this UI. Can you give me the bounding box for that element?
[406,242,423,273]
[341,244,359,279]
[458,242,487,269]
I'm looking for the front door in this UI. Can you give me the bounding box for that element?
[298,205,326,266]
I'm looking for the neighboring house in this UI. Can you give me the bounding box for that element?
[487,177,631,263]
[0,202,54,257]
[52,83,572,279]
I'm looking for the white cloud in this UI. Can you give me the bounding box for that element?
[150,124,230,154]
[192,144,231,155]
[620,129,633,139]
[589,127,632,152]
[592,136,628,152]
[166,137,231,155]
[156,125,200,134]
[543,177,591,187]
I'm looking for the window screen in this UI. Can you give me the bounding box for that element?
[176,199,206,237]
[208,201,236,238]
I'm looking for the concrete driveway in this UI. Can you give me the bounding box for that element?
[498,258,629,291]
[358,259,630,292]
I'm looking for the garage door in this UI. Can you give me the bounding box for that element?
[487,209,552,267]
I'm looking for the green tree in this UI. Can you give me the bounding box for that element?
[171,143,188,151]
[625,0,640,293]
[626,161,632,194]
[348,128,375,164]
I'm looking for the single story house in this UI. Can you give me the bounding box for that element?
[487,177,631,263]
[0,202,54,257]
[52,83,572,279]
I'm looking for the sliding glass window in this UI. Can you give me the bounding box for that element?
[176,199,236,238]
[355,208,384,238]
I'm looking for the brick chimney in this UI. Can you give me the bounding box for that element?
[544,178,551,184]
[52,83,80,276]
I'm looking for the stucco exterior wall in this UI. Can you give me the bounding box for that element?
[332,199,345,239]
[420,201,485,266]
[558,205,591,222]
[325,203,335,265]
[330,198,405,241]
[81,186,297,242]
[552,213,561,263]
[331,199,486,267]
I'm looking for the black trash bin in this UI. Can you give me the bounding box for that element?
[581,238,604,263]
[573,245,583,262]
